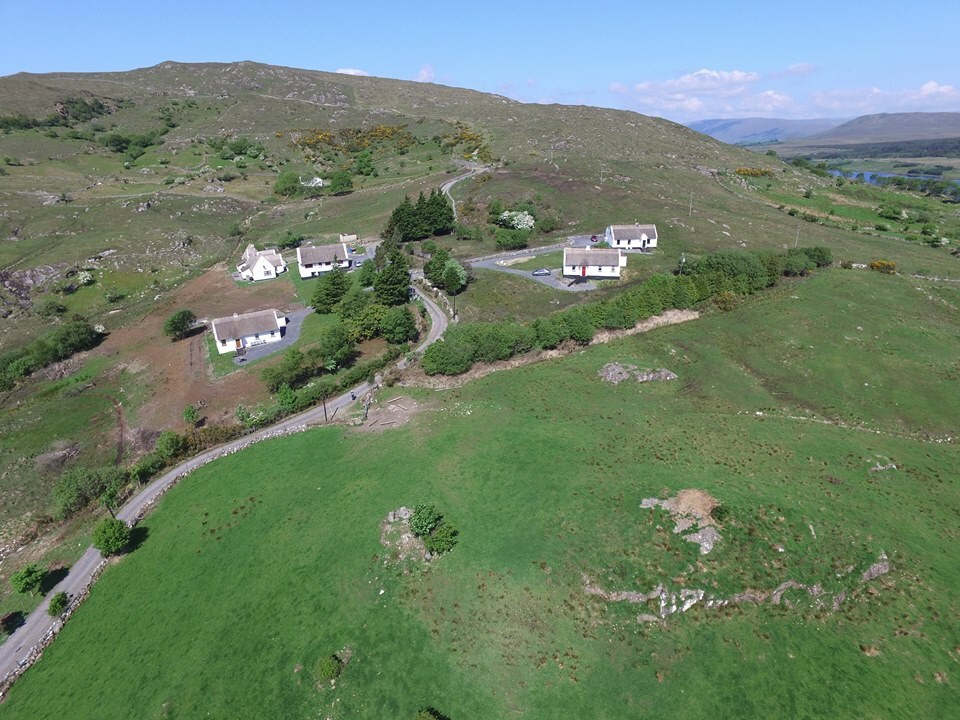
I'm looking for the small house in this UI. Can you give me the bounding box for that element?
[563,247,627,279]
[604,223,658,251]
[211,309,287,355]
[237,244,287,281]
[296,243,351,278]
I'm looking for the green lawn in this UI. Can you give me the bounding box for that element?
[4,269,958,719]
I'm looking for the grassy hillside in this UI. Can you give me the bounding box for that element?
[2,269,957,718]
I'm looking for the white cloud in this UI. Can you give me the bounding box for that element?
[415,64,435,83]
[335,68,369,76]
[772,62,817,79]
[611,68,796,119]
[812,81,960,114]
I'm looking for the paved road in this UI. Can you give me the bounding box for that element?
[0,290,449,692]
[471,246,598,292]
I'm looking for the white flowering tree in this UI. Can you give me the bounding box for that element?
[498,210,535,231]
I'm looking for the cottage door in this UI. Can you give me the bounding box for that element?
[581,266,586,277]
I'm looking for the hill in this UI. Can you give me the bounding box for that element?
[1,63,959,718]
[687,117,845,145]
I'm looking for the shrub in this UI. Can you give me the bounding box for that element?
[316,654,344,681]
[163,309,196,340]
[381,306,418,344]
[35,299,67,318]
[799,245,833,267]
[421,336,476,375]
[10,564,45,596]
[713,290,738,312]
[425,521,459,554]
[410,503,442,537]
[783,249,815,276]
[494,227,530,250]
[52,466,125,519]
[840,260,854,269]
[92,518,132,556]
[48,591,69,616]
[155,430,187,461]
[868,259,896,274]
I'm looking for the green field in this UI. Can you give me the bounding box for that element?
[4,269,957,718]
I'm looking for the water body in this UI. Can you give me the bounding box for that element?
[828,169,959,186]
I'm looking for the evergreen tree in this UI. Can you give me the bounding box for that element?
[374,250,411,306]
[311,265,351,313]
[426,188,455,235]
[424,245,451,285]
[384,196,417,241]
[442,258,467,295]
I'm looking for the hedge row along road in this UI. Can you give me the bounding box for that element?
[0,288,448,692]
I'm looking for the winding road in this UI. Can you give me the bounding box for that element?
[0,291,449,693]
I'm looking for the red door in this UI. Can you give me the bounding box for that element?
[581,266,586,277]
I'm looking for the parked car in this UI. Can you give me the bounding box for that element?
[590,235,599,242]
[531,268,551,276]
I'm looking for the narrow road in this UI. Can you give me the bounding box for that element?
[0,290,449,693]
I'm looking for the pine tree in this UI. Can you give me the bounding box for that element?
[426,188,455,235]
[311,265,351,313]
[374,250,411,306]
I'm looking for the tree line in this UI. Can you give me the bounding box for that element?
[422,246,833,376]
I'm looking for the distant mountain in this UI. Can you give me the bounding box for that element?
[795,112,960,145]
[687,117,846,145]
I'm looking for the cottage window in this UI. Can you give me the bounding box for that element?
[220,339,226,346]
[270,330,276,337]
[254,333,260,339]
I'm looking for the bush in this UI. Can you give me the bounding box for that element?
[163,309,196,340]
[783,249,815,276]
[10,564,45,596]
[316,655,343,681]
[869,259,896,274]
[92,518,131,556]
[48,591,69,616]
[494,227,530,250]
[421,336,476,376]
[425,521,459,554]
[410,503,442,537]
[799,245,833,267]
[381,306,418,344]
[714,290,738,312]
[52,466,125,519]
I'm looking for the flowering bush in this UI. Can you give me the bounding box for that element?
[75,271,94,287]
[498,210,535,231]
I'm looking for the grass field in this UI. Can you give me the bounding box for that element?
[3,269,957,719]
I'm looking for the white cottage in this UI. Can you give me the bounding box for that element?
[237,244,287,281]
[563,247,627,279]
[296,243,351,278]
[211,309,287,355]
[604,223,658,251]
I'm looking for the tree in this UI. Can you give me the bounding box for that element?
[424,188,455,235]
[442,259,467,295]
[380,306,417,344]
[329,170,353,195]
[356,260,376,287]
[10,564,45,596]
[374,250,411,306]
[424,245,451,285]
[155,430,186,461]
[163,309,196,341]
[311,266,351,313]
[274,170,301,197]
[93,518,132,556]
[48,591,69,616]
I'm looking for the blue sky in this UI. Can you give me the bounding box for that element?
[2,0,958,122]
